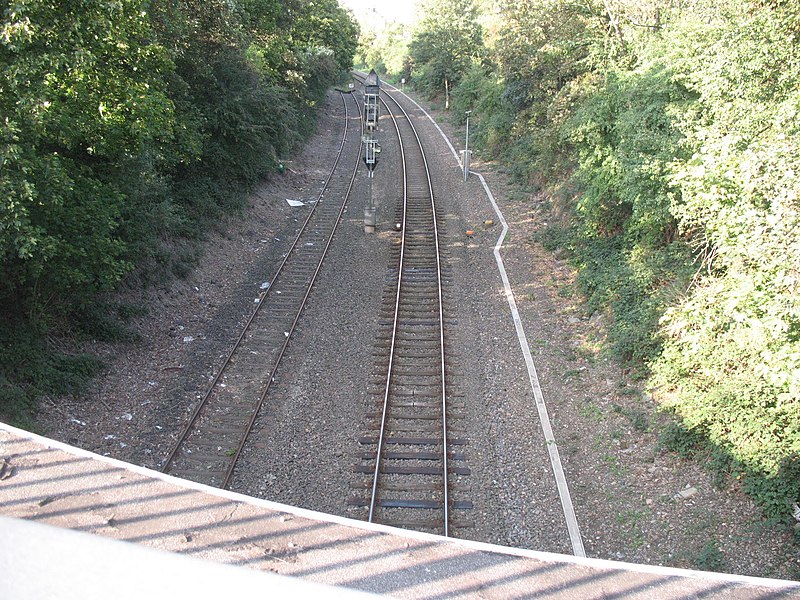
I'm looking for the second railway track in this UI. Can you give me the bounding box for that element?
[161,90,363,488]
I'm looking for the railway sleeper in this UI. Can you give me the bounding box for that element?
[362,424,467,435]
[169,457,229,476]
[370,349,458,360]
[383,269,453,279]
[352,464,470,476]
[358,451,466,461]
[375,518,474,530]
[385,273,437,283]
[374,333,441,342]
[270,283,313,291]
[200,426,249,436]
[367,378,441,389]
[378,299,437,309]
[385,385,444,396]
[358,436,468,446]
[363,399,463,412]
[394,280,440,288]
[378,319,458,327]
[389,377,443,386]
[348,498,472,510]
[381,301,438,311]
[395,274,440,282]
[186,437,242,449]
[366,404,442,416]
[369,382,443,393]
[391,327,442,337]
[368,411,440,421]
[365,386,441,397]
[199,414,259,429]
[388,367,442,377]
[241,330,296,346]
[256,313,302,325]
[350,480,470,492]
[168,469,222,486]
[389,351,445,361]
[367,400,465,411]
[386,415,465,426]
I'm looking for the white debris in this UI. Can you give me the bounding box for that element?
[286,199,305,207]
[183,336,194,343]
[254,298,260,303]
[260,282,270,290]
[121,413,133,421]
[70,419,85,426]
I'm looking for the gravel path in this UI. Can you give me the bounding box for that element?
[35,89,799,581]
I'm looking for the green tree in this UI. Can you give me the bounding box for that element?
[1,0,360,425]
[447,0,800,517]
[355,21,410,76]
[649,0,800,517]
[409,0,483,108]
[0,0,176,314]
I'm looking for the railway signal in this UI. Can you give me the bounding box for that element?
[363,135,380,232]
[363,70,380,131]
[363,136,380,171]
[363,70,381,232]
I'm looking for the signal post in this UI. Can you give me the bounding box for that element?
[363,70,380,232]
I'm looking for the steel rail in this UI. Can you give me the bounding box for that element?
[162,91,363,486]
[366,87,451,536]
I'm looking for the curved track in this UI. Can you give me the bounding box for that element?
[162,91,363,488]
[350,80,471,536]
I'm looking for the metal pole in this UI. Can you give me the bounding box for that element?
[465,111,471,154]
[463,111,472,182]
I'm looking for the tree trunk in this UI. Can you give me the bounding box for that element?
[603,0,624,44]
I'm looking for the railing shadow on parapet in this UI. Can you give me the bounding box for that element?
[1,427,798,599]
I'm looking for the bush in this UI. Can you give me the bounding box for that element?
[0,320,104,427]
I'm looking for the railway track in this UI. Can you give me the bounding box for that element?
[161,91,363,488]
[349,80,471,536]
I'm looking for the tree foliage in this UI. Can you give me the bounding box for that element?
[354,21,411,77]
[1,0,175,309]
[380,0,800,519]
[408,0,483,107]
[0,0,358,422]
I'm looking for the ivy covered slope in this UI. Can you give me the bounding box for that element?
[368,0,799,519]
[0,0,358,424]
